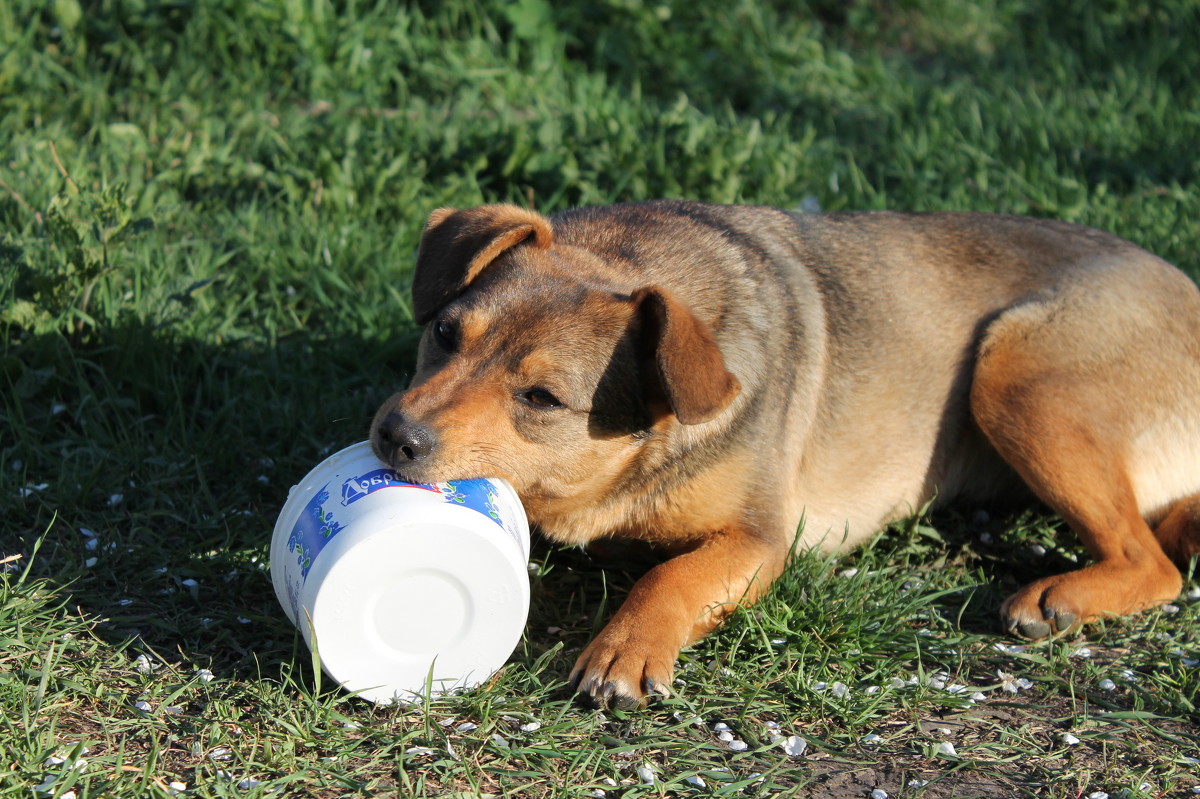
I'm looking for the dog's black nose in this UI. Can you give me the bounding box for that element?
[375,412,437,462]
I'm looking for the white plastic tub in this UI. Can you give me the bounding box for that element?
[269,441,530,704]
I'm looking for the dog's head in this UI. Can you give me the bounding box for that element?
[370,204,740,516]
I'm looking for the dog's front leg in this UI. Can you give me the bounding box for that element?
[569,528,788,709]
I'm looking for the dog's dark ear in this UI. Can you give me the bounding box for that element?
[412,204,554,323]
[635,287,741,425]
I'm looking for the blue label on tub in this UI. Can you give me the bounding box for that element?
[283,473,509,619]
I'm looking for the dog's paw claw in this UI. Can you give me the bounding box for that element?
[1015,618,1051,640]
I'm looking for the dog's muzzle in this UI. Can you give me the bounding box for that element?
[373,412,438,468]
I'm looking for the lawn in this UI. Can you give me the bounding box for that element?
[3,0,1200,797]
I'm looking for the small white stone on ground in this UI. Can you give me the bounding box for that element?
[936,741,957,756]
[519,721,541,732]
[727,739,749,751]
[133,700,152,712]
[861,734,881,744]
[1098,679,1117,691]
[196,668,215,682]
[456,722,478,732]
[1061,733,1081,745]
[712,722,730,732]
[717,731,734,742]
[490,734,510,749]
[637,765,656,784]
[683,775,706,788]
[871,789,888,799]
[831,681,849,698]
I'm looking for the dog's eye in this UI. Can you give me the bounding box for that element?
[433,319,456,348]
[519,388,564,409]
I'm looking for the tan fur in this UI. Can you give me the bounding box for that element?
[371,201,1200,709]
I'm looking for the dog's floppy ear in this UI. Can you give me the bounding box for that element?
[635,287,741,425]
[412,204,554,323]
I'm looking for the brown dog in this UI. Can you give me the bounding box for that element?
[370,200,1200,710]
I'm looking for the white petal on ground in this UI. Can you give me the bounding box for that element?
[135,654,155,674]
[727,740,749,752]
[456,722,478,732]
[133,700,152,712]
[717,731,734,742]
[780,736,807,757]
[196,669,215,682]
[1098,679,1117,691]
[237,778,260,790]
[1061,733,1081,745]
[683,775,706,788]
[861,734,881,744]
[712,722,730,732]
[637,765,656,784]
[519,721,542,732]
[831,681,849,698]
[490,734,510,749]
[936,741,957,756]
[871,790,888,799]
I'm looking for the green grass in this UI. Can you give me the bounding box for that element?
[3,0,1200,796]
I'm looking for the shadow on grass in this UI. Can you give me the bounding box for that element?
[3,321,420,678]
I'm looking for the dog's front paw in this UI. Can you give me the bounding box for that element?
[568,628,675,710]
[999,560,1181,640]
[1000,575,1083,640]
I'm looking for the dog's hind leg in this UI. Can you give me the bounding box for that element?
[1153,494,1200,566]
[969,288,1192,639]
